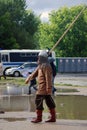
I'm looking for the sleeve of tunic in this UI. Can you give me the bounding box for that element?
[43,64,52,94]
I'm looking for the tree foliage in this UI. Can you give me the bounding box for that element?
[0,0,40,49]
[38,5,87,57]
[0,2,87,57]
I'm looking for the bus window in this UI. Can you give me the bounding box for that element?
[20,53,26,57]
[2,55,8,62]
[10,53,20,62]
[31,53,38,56]
[26,53,31,56]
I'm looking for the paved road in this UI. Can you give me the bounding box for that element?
[0,112,87,130]
[54,73,87,96]
[55,73,87,86]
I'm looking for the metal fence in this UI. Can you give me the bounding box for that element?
[56,57,87,73]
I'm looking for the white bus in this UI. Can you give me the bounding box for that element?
[0,49,55,74]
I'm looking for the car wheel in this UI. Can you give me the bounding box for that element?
[3,67,11,76]
[13,71,20,77]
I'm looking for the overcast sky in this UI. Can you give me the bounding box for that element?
[26,0,87,22]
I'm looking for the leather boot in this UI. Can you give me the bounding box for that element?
[45,108,56,122]
[31,110,42,123]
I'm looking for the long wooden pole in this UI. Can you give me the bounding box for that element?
[50,6,87,53]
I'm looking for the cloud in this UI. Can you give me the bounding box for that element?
[40,11,50,22]
[26,0,87,21]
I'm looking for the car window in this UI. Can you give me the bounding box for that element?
[23,64,30,68]
[30,63,37,67]
[20,63,37,69]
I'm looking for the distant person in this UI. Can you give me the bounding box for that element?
[27,72,37,95]
[21,70,37,95]
[25,50,56,123]
[0,62,5,113]
[48,57,57,94]
[0,62,6,80]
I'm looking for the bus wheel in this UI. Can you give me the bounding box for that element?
[13,71,20,77]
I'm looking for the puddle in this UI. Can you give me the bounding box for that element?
[0,84,36,95]
[54,95,87,120]
[57,88,79,93]
[0,95,36,112]
[0,117,26,122]
[0,85,79,95]
[0,86,87,120]
[0,95,87,120]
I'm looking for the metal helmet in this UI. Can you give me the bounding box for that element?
[38,50,48,57]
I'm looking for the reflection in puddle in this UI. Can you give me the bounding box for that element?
[0,86,87,120]
[54,95,87,120]
[0,95,87,120]
[0,95,36,112]
[0,84,36,95]
[0,117,26,122]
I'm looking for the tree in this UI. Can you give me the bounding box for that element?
[0,11,19,49]
[0,0,40,49]
[20,10,41,49]
[38,5,87,57]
